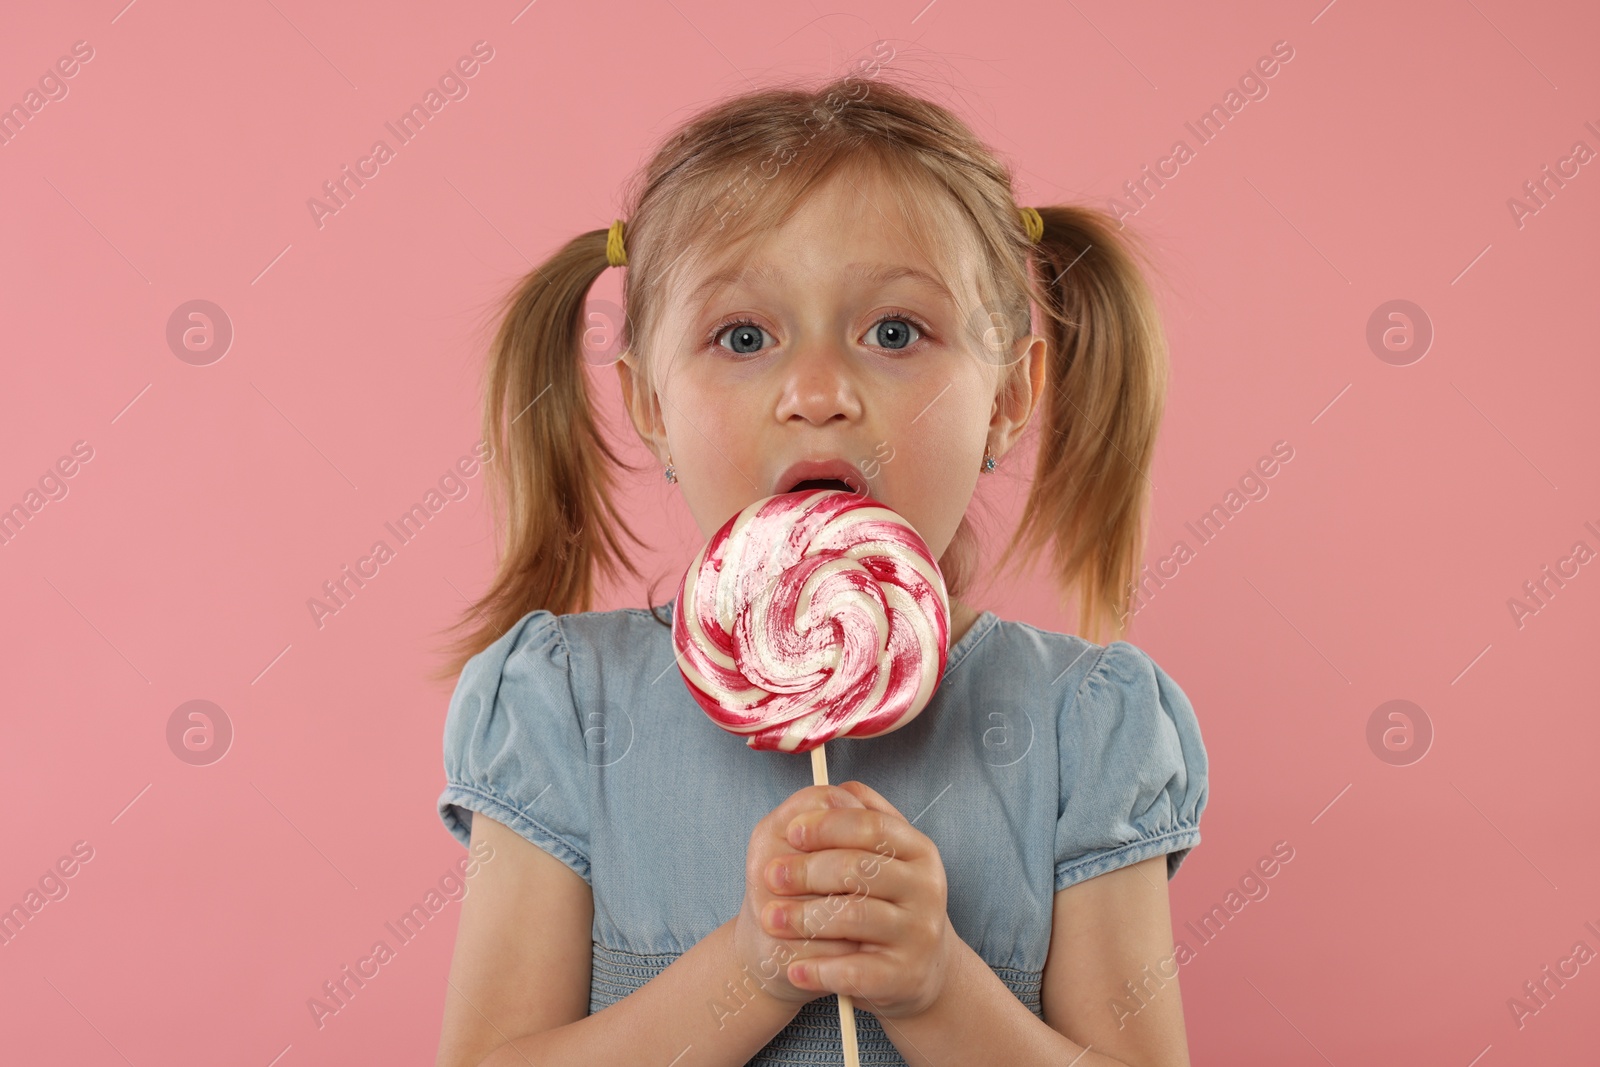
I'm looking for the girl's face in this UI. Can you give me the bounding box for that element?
[619,171,1045,563]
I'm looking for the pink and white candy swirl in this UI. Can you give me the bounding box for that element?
[672,488,951,753]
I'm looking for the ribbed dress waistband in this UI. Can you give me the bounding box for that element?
[589,940,1043,1066]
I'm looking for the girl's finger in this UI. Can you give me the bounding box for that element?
[766,845,915,901]
[787,806,926,861]
[764,892,907,945]
[788,949,899,997]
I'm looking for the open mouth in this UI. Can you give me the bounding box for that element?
[786,478,857,494]
[772,459,869,497]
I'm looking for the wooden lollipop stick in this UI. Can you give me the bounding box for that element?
[810,743,861,1067]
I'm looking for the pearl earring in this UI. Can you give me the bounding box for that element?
[981,448,997,474]
[663,453,677,483]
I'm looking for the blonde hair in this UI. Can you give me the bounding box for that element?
[429,71,1170,683]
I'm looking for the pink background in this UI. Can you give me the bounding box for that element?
[3,0,1597,1062]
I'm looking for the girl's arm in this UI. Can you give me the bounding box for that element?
[1041,854,1191,1064]
[435,812,803,1067]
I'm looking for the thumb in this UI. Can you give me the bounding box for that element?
[819,784,867,808]
[837,779,904,820]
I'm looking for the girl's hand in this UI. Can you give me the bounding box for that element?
[732,784,873,1006]
[764,779,956,1021]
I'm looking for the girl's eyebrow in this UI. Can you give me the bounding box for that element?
[688,262,956,305]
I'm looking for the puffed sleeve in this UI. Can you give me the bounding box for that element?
[437,609,592,886]
[1055,640,1208,892]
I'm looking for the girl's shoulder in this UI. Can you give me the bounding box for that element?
[463,602,672,673]
[969,614,1209,881]
[437,602,674,879]
[962,611,1113,696]
[556,600,674,644]
[976,613,1194,712]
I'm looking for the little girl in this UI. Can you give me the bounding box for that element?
[432,72,1207,1067]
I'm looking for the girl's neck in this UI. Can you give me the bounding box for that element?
[948,599,980,647]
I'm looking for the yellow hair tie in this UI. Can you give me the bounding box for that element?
[606,218,628,268]
[1018,206,1044,244]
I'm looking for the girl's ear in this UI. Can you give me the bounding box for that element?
[988,334,1048,458]
[615,351,668,460]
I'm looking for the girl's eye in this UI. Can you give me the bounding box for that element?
[712,319,772,356]
[865,316,923,351]
[708,313,929,357]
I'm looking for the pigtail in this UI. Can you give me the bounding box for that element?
[429,229,649,682]
[996,205,1169,645]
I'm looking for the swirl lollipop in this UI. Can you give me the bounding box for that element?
[673,487,951,752]
[673,486,951,1067]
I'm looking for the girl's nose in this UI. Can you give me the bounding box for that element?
[774,336,863,426]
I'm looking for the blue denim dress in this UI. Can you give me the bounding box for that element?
[438,600,1208,1065]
